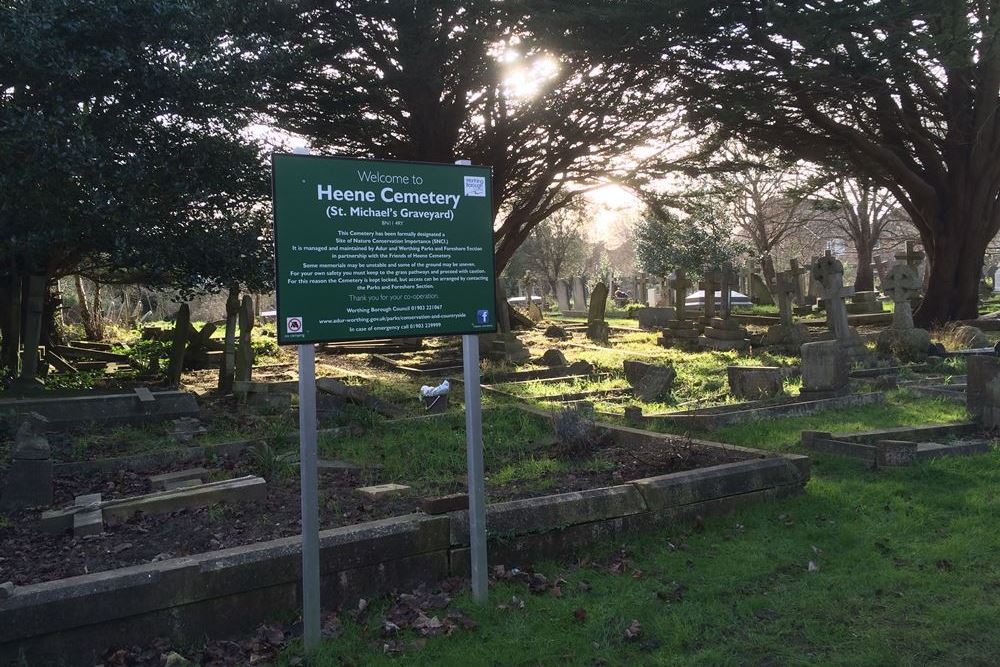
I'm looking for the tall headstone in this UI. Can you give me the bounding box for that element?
[788,259,809,308]
[763,270,808,352]
[699,265,750,351]
[586,282,610,344]
[811,252,867,361]
[571,276,587,312]
[895,241,925,305]
[218,286,240,394]
[806,255,821,305]
[555,279,572,313]
[749,273,774,305]
[875,263,929,362]
[235,295,255,383]
[761,254,778,293]
[166,303,191,387]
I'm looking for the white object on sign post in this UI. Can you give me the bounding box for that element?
[456,158,488,603]
[292,145,321,651]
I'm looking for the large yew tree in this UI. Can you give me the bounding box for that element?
[637,0,1000,325]
[267,0,677,274]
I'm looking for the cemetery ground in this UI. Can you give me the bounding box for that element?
[1,309,998,665]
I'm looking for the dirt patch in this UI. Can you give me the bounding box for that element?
[1,439,750,587]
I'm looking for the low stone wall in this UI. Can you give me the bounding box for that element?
[0,391,199,431]
[800,422,983,467]
[0,426,810,666]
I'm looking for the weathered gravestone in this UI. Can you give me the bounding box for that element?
[788,259,810,308]
[635,307,675,329]
[806,255,821,305]
[699,265,750,351]
[749,272,774,305]
[763,270,808,353]
[0,416,52,509]
[967,355,1000,428]
[8,275,46,393]
[482,282,530,364]
[658,271,700,349]
[555,279,572,313]
[845,291,885,315]
[540,349,568,367]
[812,252,868,362]
[875,263,930,362]
[571,276,588,311]
[799,340,850,399]
[698,270,718,324]
[218,287,240,393]
[235,295,255,383]
[527,301,544,323]
[623,360,677,402]
[166,303,191,387]
[586,282,610,344]
[895,241,925,306]
[727,366,784,400]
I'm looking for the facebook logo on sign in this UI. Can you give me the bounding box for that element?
[476,309,490,325]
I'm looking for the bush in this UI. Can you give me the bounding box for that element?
[551,405,605,459]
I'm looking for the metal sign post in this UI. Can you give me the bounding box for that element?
[292,146,321,651]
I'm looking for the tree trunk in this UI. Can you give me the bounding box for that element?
[914,227,987,327]
[854,243,875,292]
[74,275,104,341]
[0,273,22,377]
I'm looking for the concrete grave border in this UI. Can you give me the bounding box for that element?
[800,421,987,467]
[0,419,808,666]
[0,391,199,431]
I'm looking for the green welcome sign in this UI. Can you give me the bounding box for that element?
[271,154,497,345]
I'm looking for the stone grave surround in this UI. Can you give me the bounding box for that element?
[811,252,868,362]
[763,270,808,352]
[875,262,930,362]
[658,270,700,349]
[699,266,750,351]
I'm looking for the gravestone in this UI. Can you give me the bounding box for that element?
[788,259,809,307]
[235,295,255,383]
[763,270,808,353]
[698,270,719,324]
[623,360,676,401]
[895,241,925,306]
[749,273,774,305]
[166,304,191,387]
[527,301,544,323]
[994,267,1000,293]
[9,275,46,392]
[806,255,822,305]
[636,307,675,329]
[872,255,890,285]
[218,287,240,393]
[586,282,610,344]
[967,355,1000,427]
[845,291,885,315]
[727,366,784,400]
[812,252,868,362]
[761,254,778,294]
[875,262,929,362]
[571,277,587,311]
[699,265,750,351]
[658,271,700,349]
[483,282,530,364]
[556,279,572,312]
[799,340,850,399]
[0,417,53,509]
[540,349,568,367]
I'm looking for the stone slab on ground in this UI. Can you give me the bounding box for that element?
[149,468,209,491]
[356,483,411,501]
[0,391,199,430]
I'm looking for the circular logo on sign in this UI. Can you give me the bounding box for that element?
[286,317,303,333]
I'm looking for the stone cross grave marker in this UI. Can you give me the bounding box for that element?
[774,271,799,327]
[672,270,693,321]
[788,259,809,306]
[882,263,921,330]
[699,270,719,322]
[719,264,737,319]
[812,252,854,342]
[806,255,822,302]
[895,240,925,270]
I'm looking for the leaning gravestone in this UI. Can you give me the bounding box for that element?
[586,282,610,344]
[166,303,191,387]
[812,252,868,362]
[763,270,808,353]
[875,262,930,362]
[623,360,676,402]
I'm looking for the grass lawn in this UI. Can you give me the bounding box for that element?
[280,394,999,666]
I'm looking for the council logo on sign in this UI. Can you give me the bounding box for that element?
[286,316,303,334]
[464,176,486,197]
